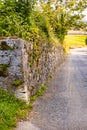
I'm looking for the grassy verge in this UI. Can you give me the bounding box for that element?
[0,84,47,130]
[64,35,87,49]
[0,88,33,130]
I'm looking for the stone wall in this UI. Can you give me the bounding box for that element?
[0,37,65,103]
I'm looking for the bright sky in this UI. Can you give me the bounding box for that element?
[82,8,87,22]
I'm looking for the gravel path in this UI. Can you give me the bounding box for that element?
[16,47,87,130]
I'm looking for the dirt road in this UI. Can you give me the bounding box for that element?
[16,47,87,130]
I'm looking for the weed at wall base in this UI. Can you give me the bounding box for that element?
[30,84,47,102]
[0,88,33,130]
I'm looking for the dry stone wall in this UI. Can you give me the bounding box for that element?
[0,37,65,103]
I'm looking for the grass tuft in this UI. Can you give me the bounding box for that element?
[36,84,47,97]
[12,80,23,87]
[30,84,47,102]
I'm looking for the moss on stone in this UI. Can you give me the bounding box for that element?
[12,80,23,87]
[0,64,9,77]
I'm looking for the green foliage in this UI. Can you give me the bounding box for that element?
[0,88,31,130]
[30,95,37,102]
[53,12,68,43]
[34,12,51,38]
[0,0,36,38]
[40,84,47,91]
[36,84,47,97]
[28,103,33,110]
[12,80,23,87]
[30,84,47,102]
[0,0,87,43]
[0,64,9,77]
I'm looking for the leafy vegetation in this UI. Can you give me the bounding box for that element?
[0,84,46,130]
[36,84,47,96]
[65,35,87,48]
[12,80,23,87]
[0,88,33,130]
[0,64,9,77]
[0,1,87,128]
[0,0,87,44]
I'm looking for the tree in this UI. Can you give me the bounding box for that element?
[0,0,87,43]
[15,0,36,19]
[38,0,87,43]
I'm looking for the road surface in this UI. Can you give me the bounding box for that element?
[16,47,87,130]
